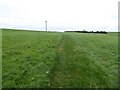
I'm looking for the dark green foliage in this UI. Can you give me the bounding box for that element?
[65,30,108,34]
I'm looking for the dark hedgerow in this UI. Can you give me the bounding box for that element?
[65,30,108,34]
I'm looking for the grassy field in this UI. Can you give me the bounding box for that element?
[0,29,2,89]
[2,29,118,88]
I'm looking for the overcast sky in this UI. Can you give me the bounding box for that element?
[0,0,119,32]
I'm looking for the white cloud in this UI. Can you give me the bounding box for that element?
[0,0,119,31]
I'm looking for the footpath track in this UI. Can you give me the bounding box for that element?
[49,33,109,88]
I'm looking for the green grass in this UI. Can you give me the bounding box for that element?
[0,29,2,89]
[2,29,118,88]
[2,30,62,88]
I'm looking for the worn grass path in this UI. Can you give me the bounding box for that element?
[49,33,112,88]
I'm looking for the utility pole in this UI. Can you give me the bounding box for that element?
[45,21,47,32]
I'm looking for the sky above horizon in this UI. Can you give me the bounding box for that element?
[0,0,119,32]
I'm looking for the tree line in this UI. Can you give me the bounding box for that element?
[65,30,107,34]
